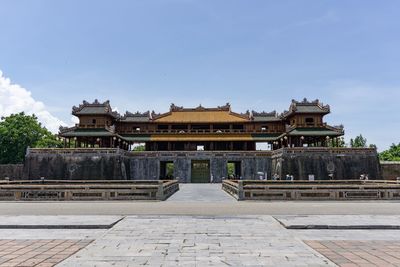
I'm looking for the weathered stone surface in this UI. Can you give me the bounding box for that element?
[274,148,381,180]
[0,164,23,179]
[24,151,130,180]
[381,161,400,180]
[22,148,382,181]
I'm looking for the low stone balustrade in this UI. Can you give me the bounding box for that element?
[0,180,179,201]
[222,180,400,201]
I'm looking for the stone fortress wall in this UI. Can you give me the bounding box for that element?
[381,161,400,180]
[0,164,23,180]
[18,147,383,182]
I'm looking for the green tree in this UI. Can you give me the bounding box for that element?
[0,112,62,164]
[336,137,346,148]
[379,143,400,161]
[350,134,367,148]
[132,145,145,151]
[328,136,346,148]
[227,163,235,178]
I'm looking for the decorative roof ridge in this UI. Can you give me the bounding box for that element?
[72,99,120,118]
[282,98,330,118]
[122,111,151,118]
[59,125,77,134]
[73,99,109,111]
[291,98,330,109]
[326,124,345,133]
[151,103,250,121]
[251,110,278,117]
[168,102,232,112]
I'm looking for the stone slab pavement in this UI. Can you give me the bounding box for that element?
[167,184,235,203]
[59,215,335,267]
[0,216,123,229]
[0,215,398,266]
[275,215,400,229]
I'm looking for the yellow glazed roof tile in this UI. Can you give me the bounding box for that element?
[154,111,249,123]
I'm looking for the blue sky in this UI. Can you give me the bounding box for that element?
[0,0,399,150]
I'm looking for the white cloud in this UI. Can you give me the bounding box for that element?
[0,70,66,133]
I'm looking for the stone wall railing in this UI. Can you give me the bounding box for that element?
[0,180,179,201]
[27,147,376,157]
[278,147,377,154]
[27,148,275,158]
[128,151,274,158]
[222,180,400,201]
[27,148,126,155]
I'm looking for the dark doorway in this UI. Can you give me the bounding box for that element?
[191,160,210,183]
[227,161,241,179]
[160,161,174,180]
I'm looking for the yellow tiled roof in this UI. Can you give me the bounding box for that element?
[154,110,249,123]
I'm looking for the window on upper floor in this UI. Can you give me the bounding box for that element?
[232,124,244,130]
[191,124,209,130]
[213,124,230,130]
[172,124,188,130]
[261,125,268,131]
[305,118,314,125]
[157,124,169,130]
[92,119,96,124]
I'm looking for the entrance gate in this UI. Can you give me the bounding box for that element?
[191,160,210,183]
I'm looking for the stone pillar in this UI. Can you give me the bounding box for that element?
[156,180,164,200]
[238,180,244,200]
[211,157,227,182]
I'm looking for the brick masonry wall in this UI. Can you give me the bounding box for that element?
[381,161,400,180]
[0,164,23,179]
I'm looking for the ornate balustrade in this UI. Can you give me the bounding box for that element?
[222,180,400,201]
[0,180,179,201]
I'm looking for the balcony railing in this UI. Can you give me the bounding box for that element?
[115,129,284,134]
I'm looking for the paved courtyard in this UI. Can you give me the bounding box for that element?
[167,184,235,203]
[0,185,399,266]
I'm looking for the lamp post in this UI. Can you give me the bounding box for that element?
[74,137,77,148]
[113,136,117,148]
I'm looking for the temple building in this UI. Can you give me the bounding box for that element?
[59,98,344,151]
